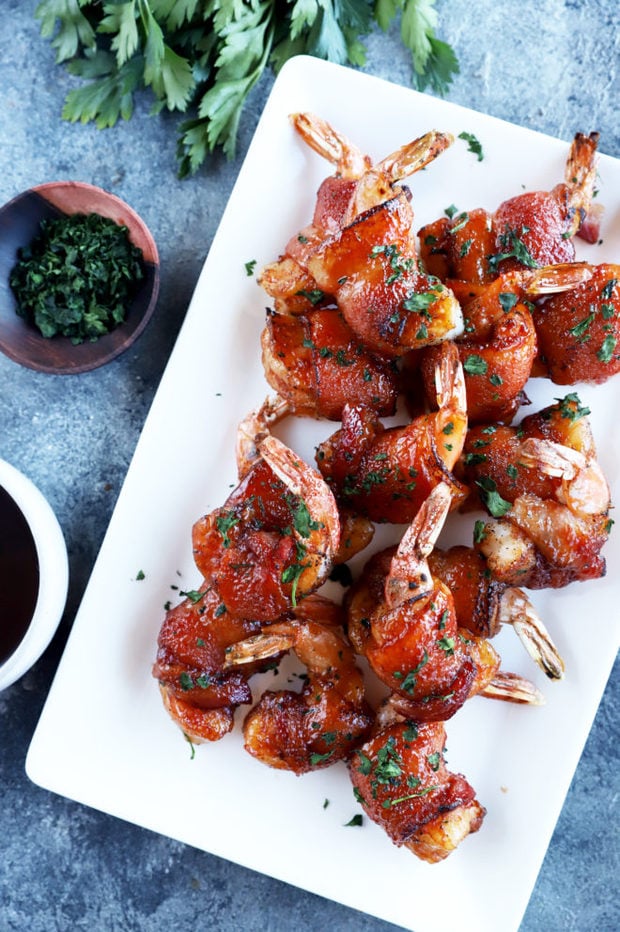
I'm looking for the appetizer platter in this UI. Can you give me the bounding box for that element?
[26,56,620,932]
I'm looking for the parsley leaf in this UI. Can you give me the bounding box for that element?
[38,0,458,174]
[458,130,484,161]
[476,477,512,518]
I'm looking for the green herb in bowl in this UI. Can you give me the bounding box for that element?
[9,212,145,344]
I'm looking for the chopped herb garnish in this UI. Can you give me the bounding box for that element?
[488,225,538,272]
[179,672,193,691]
[344,814,363,827]
[403,291,439,312]
[296,288,325,306]
[437,636,455,655]
[568,313,595,341]
[473,519,487,543]
[601,279,618,301]
[135,569,145,581]
[499,292,518,313]
[181,589,204,604]
[450,212,470,234]
[381,786,439,808]
[463,354,488,375]
[464,452,488,466]
[597,334,617,364]
[244,259,256,276]
[489,372,503,386]
[399,651,429,694]
[216,510,239,548]
[10,212,145,344]
[556,393,591,421]
[476,477,512,517]
[427,751,441,771]
[458,131,484,161]
[444,204,458,219]
[310,750,334,766]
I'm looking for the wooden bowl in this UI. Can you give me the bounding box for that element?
[0,181,160,374]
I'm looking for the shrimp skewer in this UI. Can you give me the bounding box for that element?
[152,585,265,744]
[224,618,373,774]
[416,262,593,425]
[346,483,544,723]
[261,306,400,421]
[349,696,485,862]
[534,264,620,385]
[259,114,451,314]
[427,546,565,679]
[419,131,600,289]
[317,341,468,524]
[462,395,612,589]
[193,434,340,621]
[261,114,462,353]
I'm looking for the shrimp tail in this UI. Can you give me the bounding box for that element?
[499,588,565,680]
[290,112,371,179]
[480,671,545,705]
[236,393,291,479]
[385,482,453,608]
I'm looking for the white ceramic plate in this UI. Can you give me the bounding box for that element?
[27,56,620,932]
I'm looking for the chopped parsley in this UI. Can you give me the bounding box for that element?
[216,510,240,548]
[344,814,363,827]
[296,288,325,306]
[244,259,256,276]
[597,334,617,364]
[10,212,145,344]
[458,131,484,161]
[463,354,488,376]
[568,312,595,341]
[473,519,487,543]
[499,292,518,313]
[556,393,590,421]
[394,651,429,694]
[476,477,512,517]
[488,225,538,272]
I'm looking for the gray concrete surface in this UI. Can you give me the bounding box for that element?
[1,1,618,930]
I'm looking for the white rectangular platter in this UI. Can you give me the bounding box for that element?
[27,56,620,932]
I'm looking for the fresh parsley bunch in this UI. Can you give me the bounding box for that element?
[35,0,458,176]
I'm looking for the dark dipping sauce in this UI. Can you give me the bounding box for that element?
[0,486,39,664]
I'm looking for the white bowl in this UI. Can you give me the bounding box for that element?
[0,459,68,690]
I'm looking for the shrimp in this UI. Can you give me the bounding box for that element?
[236,394,376,564]
[192,434,340,621]
[259,114,451,315]
[316,341,468,524]
[463,395,612,588]
[349,697,485,862]
[152,584,264,743]
[427,546,565,679]
[305,198,463,357]
[260,114,462,352]
[419,131,600,287]
[260,306,399,420]
[416,262,593,424]
[346,483,543,722]
[224,617,373,774]
[534,264,620,385]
